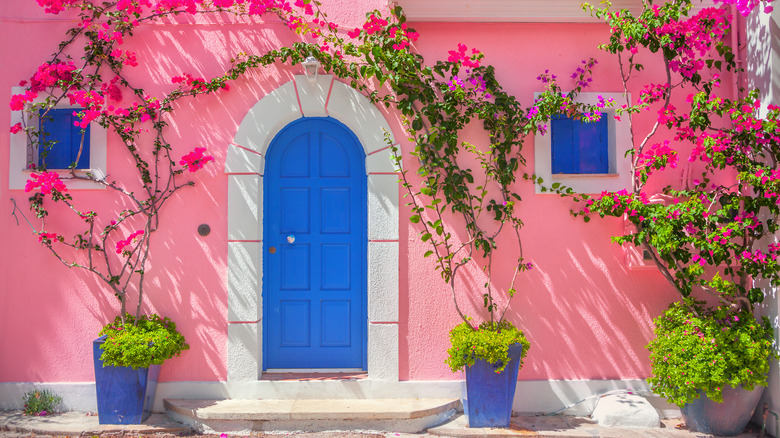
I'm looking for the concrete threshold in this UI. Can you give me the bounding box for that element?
[164,398,461,434]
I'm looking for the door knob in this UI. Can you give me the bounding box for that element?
[269,246,276,254]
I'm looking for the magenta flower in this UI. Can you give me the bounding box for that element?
[180,147,215,172]
[116,230,145,254]
[25,172,67,194]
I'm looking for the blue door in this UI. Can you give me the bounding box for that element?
[263,117,367,370]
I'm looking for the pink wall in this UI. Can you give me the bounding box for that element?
[0,2,728,383]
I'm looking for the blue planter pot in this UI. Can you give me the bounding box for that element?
[681,385,765,436]
[462,343,524,428]
[93,336,160,424]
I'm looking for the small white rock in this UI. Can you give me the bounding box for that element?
[591,393,661,428]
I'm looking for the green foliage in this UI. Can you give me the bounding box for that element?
[647,299,777,406]
[22,389,62,416]
[445,320,530,373]
[99,313,189,370]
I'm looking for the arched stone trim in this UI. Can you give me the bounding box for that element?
[224,75,400,382]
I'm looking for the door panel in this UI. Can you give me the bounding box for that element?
[264,118,367,370]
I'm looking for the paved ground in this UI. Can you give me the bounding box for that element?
[0,410,769,438]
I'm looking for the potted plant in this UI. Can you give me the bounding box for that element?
[93,314,188,424]
[647,299,775,435]
[554,1,780,434]
[445,321,530,426]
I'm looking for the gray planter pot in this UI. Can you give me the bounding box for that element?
[681,385,765,436]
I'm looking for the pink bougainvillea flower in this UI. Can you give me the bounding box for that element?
[36,0,77,15]
[10,123,23,134]
[362,14,388,35]
[115,230,145,254]
[29,62,77,93]
[25,172,67,194]
[38,232,59,243]
[180,147,215,172]
[714,0,773,16]
[293,0,313,15]
[10,90,38,111]
[447,43,481,68]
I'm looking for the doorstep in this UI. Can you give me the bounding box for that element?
[164,397,461,434]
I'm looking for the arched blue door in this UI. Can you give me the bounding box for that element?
[263,117,367,370]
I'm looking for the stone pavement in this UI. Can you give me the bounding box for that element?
[0,410,768,438]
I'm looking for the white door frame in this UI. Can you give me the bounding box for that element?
[224,75,400,381]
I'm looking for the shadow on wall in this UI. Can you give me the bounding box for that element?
[402,182,680,382]
[500,218,678,382]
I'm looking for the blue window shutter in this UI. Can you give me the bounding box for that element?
[551,115,576,174]
[577,115,608,173]
[551,113,608,174]
[39,108,90,169]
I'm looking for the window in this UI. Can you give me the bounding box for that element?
[9,87,106,190]
[551,114,608,174]
[39,108,91,169]
[534,92,632,194]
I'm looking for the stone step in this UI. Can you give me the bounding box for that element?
[164,397,461,434]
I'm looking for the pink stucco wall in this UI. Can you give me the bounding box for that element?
[0,1,731,384]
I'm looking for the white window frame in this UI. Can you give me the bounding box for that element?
[9,86,107,190]
[534,92,632,194]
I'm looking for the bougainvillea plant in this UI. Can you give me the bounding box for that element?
[537,0,780,404]
[10,5,224,332]
[574,0,779,311]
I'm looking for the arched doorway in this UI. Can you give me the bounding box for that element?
[224,76,400,381]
